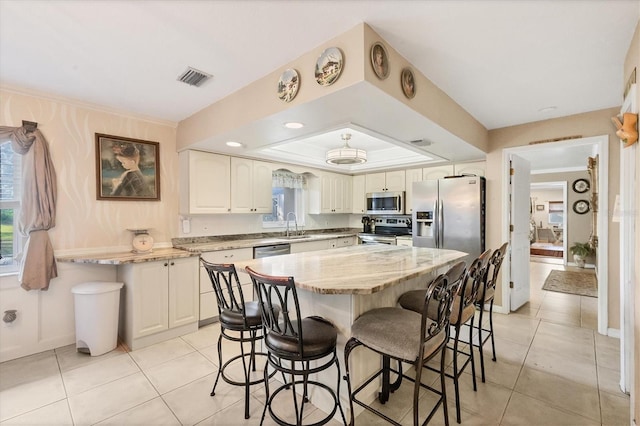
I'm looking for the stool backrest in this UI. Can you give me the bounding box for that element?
[486,242,509,294]
[246,267,304,357]
[201,260,246,319]
[420,273,456,355]
[453,250,491,322]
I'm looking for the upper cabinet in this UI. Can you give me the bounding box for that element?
[404,168,423,214]
[230,158,273,213]
[179,150,231,214]
[365,170,405,193]
[351,175,366,214]
[454,161,486,177]
[309,172,352,214]
[422,165,454,181]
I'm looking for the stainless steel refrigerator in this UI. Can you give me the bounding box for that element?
[412,176,485,265]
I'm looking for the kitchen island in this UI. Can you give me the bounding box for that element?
[233,244,466,417]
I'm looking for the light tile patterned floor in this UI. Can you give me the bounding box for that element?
[0,261,629,425]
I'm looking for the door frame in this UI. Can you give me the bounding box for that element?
[530,181,568,263]
[500,135,609,336]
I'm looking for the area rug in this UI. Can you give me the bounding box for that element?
[542,269,597,297]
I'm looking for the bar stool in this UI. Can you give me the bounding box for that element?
[344,271,460,426]
[246,266,347,426]
[474,242,508,382]
[201,260,272,419]
[398,252,490,424]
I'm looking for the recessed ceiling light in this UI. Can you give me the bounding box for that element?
[284,122,304,129]
[538,106,557,113]
[226,141,243,147]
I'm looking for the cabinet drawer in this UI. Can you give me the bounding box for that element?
[201,248,253,263]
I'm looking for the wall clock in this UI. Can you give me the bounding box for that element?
[572,178,590,193]
[572,199,590,214]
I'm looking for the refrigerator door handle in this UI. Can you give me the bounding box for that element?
[434,200,440,248]
[439,199,444,247]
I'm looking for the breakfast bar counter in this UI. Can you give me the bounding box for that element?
[234,244,466,417]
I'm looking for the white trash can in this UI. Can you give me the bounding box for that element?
[71,281,124,356]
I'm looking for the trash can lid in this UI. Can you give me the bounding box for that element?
[71,281,124,295]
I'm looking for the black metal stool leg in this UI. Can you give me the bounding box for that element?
[210,334,223,396]
[452,326,462,424]
[489,300,497,361]
[477,306,486,382]
[343,337,360,426]
[469,316,477,392]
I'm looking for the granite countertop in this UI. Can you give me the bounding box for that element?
[234,245,466,295]
[172,228,360,253]
[56,247,199,265]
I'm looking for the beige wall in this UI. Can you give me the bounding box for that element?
[0,87,180,252]
[177,23,488,154]
[624,17,639,426]
[486,108,621,328]
[0,87,181,360]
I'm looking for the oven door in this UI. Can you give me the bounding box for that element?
[358,234,397,245]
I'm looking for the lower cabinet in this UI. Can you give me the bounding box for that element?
[199,248,253,323]
[329,236,356,248]
[118,256,200,351]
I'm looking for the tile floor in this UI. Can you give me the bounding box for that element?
[0,261,630,425]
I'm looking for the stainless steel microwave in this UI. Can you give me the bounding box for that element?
[365,191,405,215]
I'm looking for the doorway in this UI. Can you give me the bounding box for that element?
[501,135,609,336]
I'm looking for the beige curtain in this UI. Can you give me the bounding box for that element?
[0,125,58,291]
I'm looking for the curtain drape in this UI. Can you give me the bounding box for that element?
[272,169,305,189]
[0,126,58,291]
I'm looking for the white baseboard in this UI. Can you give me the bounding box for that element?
[607,328,621,338]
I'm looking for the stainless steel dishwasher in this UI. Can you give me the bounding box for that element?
[253,243,291,259]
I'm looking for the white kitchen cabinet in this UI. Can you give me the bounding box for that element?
[199,248,253,322]
[352,175,366,214]
[230,158,273,213]
[179,150,231,214]
[329,236,356,248]
[309,172,351,214]
[118,256,199,350]
[365,170,405,193]
[396,236,413,247]
[422,165,454,180]
[454,161,486,177]
[290,239,332,253]
[404,168,423,214]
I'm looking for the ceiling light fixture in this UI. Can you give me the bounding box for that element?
[226,141,243,147]
[326,133,367,165]
[284,122,304,129]
[538,106,557,113]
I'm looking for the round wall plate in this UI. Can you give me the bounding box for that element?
[572,178,590,193]
[573,199,590,214]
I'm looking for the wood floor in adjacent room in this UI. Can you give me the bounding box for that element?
[0,261,629,425]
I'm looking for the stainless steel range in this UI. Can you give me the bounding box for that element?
[358,216,412,245]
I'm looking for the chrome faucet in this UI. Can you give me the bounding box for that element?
[286,212,298,237]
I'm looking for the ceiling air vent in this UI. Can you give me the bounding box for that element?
[410,139,433,147]
[177,67,212,87]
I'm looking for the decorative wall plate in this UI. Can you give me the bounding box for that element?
[315,47,343,86]
[401,67,415,99]
[572,178,590,193]
[370,42,389,80]
[277,68,300,102]
[573,199,590,214]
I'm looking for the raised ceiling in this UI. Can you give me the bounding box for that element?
[1,1,638,172]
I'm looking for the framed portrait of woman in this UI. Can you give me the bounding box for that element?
[95,133,160,201]
[370,42,389,80]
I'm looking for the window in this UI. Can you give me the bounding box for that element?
[0,141,22,273]
[548,200,564,225]
[262,170,306,228]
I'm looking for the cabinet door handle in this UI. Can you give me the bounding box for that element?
[170,262,175,266]
[225,254,234,258]
[164,262,168,267]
